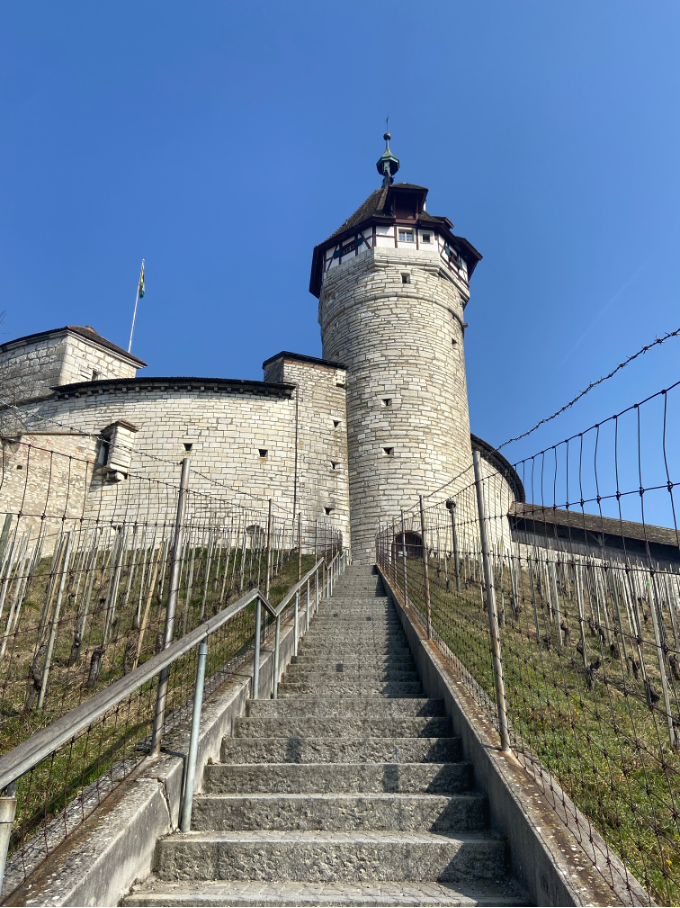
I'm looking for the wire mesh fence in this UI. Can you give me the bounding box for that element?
[377,381,680,906]
[0,437,343,898]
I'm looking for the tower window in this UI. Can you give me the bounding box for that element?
[331,461,338,470]
[336,382,345,389]
[398,229,414,243]
[92,370,100,381]
[382,398,392,407]
[333,420,340,428]
[401,273,411,284]
[383,447,394,456]
[324,506,334,515]
[258,449,268,458]
[422,233,431,244]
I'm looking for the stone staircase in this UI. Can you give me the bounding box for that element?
[124,565,529,907]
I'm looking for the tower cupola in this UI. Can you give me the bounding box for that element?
[376,132,400,186]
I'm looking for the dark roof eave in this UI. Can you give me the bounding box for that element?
[262,351,348,371]
[309,215,482,298]
[0,326,148,367]
[471,434,525,503]
[53,376,295,400]
[509,501,680,551]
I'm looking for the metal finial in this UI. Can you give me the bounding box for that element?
[376,127,399,186]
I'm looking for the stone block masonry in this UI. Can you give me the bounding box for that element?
[1,373,351,550]
[263,353,350,547]
[320,246,474,563]
[0,327,142,406]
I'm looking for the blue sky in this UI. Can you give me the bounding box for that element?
[1,1,679,520]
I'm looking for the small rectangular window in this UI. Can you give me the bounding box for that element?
[398,229,414,243]
[331,461,338,470]
[92,370,100,381]
[401,273,411,284]
[324,506,334,515]
[422,233,431,243]
[336,382,345,389]
[382,398,392,407]
[333,420,340,428]
[383,447,394,456]
[258,449,268,458]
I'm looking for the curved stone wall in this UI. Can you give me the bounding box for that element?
[319,245,474,562]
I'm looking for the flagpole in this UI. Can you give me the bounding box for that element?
[128,258,144,353]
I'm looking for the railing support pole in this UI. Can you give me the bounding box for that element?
[401,510,408,605]
[151,454,191,756]
[0,785,17,897]
[294,591,299,657]
[273,615,281,699]
[253,596,262,699]
[446,499,461,594]
[306,579,310,631]
[473,450,511,753]
[315,568,319,615]
[264,499,273,602]
[419,496,432,639]
[180,638,207,833]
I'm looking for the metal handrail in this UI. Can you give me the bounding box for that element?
[0,550,344,893]
[0,557,325,793]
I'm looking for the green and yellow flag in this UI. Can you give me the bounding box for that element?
[138,260,145,298]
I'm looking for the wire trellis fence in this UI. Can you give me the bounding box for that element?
[377,381,680,906]
[0,437,343,898]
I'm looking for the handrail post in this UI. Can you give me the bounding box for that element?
[473,451,511,753]
[273,615,281,699]
[294,591,299,657]
[446,499,461,593]
[264,498,272,602]
[306,578,310,631]
[180,638,207,833]
[253,596,262,699]
[401,510,409,606]
[151,454,191,756]
[0,784,17,897]
[419,496,432,639]
[315,568,319,615]
[297,515,302,582]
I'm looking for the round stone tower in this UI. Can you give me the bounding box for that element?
[309,135,482,563]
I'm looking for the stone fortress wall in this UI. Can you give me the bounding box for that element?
[0,154,525,561]
[0,360,351,551]
[319,244,475,563]
[0,327,143,406]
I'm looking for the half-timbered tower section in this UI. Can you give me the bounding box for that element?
[310,134,484,562]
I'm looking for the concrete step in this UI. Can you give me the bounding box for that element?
[278,681,423,697]
[290,654,414,667]
[317,602,391,611]
[305,622,403,632]
[246,698,444,718]
[203,762,473,794]
[301,631,408,642]
[154,830,507,884]
[315,612,395,619]
[282,669,420,683]
[317,599,391,607]
[234,716,452,739]
[123,878,529,906]
[190,792,487,833]
[296,644,413,655]
[220,736,461,764]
